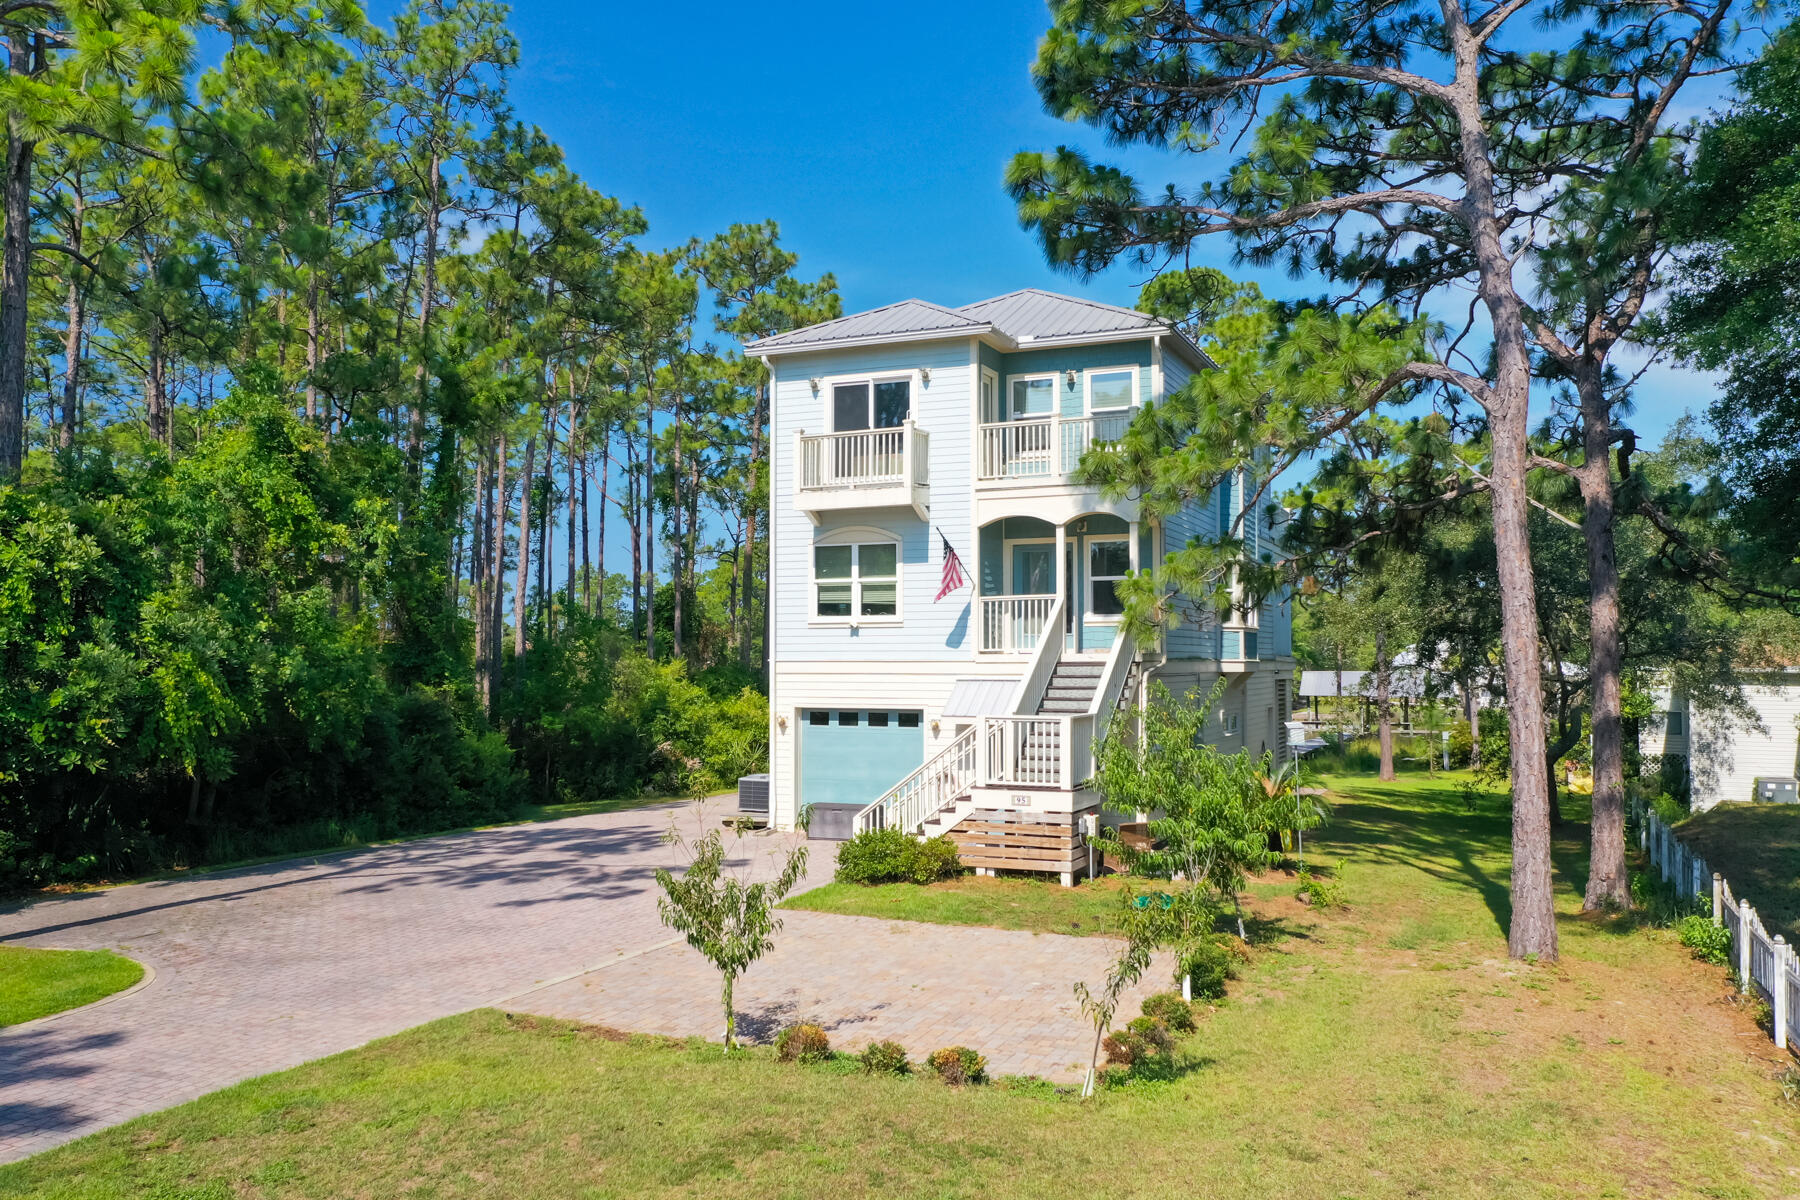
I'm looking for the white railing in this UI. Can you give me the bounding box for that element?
[1635,798,1798,1051]
[980,716,1068,788]
[799,427,904,489]
[978,419,1054,480]
[854,725,979,836]
[977,411,1135,482]
[1058,411,1133,474]
[1086,631,1138,748]
[979,595,1057,653]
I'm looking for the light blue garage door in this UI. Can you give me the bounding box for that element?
[799,709,926,808]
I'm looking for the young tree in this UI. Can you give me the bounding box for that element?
[653,812,809,1052]
[1009,0,1749,950]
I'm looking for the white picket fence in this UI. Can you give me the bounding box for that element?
[1634,799,1800,1053]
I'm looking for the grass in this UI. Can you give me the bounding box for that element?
[1676,803,1800,943]
[5,769,1797,1198]
[0,946,143,1027]
[783,874,1130,936]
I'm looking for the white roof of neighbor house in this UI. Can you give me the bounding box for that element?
[744,287,1211,368]
[941,678,1019,718]
[1298,669,1434,701]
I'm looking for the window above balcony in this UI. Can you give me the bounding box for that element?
[795,371,930,523]
[978,365,1142,487]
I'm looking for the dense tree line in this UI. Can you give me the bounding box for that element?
[0,0,835,887]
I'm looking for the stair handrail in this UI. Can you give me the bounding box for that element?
[853,724,980,836]
[1007,597,1066,715]
[1072,633,1138,788]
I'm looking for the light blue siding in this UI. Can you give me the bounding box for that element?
[999,341,1153,419]
[798,710,925,808]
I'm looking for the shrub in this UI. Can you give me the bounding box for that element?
[926,1045,987,1085]
[1102,1016,1175,1067]
[1294,868,1347,909]
[1140,991,1197,1033]
[834,829,963,885]
[1179,936,1234,1000]
[1447,724,1474,768]
[859,1039,910,1075]
[1677,914,1732,966]
[774,1023,832,1064]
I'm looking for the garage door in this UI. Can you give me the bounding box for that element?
[799,709,925,808]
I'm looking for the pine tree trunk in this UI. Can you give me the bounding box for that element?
[671,390,685,662]
[1376,628,1395,781]
[487,433,509,717]
[472,450,489,694]
[407,153,442,482]
[147,317,169,453]
[643,377,656,658]
[0,36,32,480]
[1577,366,1629,910]
[515,435,535,671]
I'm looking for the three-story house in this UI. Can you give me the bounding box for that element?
[746,289,1295,883]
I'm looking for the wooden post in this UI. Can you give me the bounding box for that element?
[1739,898,1754,994]
[1774,936,1790,1051]
[1711,873,1722,924]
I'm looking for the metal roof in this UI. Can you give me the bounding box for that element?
[956,288,1161,341]
[741,298,988,352]
[743,287,1210,369]
[1298,669,1434,701]
[941,678,1020,718]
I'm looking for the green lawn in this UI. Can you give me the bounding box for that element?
[1676,803,1800,942]
[5,770,1796,1198]
[783,874,1129,936]
[0,946,144,1027]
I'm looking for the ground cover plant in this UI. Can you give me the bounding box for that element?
[5,770,1795,1198]
[0,947,144,1027]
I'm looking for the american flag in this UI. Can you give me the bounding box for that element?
[935,530,967,601]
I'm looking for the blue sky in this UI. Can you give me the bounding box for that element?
[466,0,1713,445]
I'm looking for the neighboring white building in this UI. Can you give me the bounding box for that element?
[745,289,1297,882]
[1645,669,1800,810]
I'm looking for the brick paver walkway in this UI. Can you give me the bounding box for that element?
[0,803,1157,1163]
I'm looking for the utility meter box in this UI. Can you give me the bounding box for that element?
[1753,776,1798,805]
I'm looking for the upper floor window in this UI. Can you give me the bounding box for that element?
[832,377,910,431]
[1665,710,1686,736]
[814,539,899,620]
[1009,375,1056,419]
[1086,368,1136,414]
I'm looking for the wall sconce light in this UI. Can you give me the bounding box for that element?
[809,377,821,395]
[919,367,931,384]
[931,719,941,735]
[778,715,788,732]
[1064,369,1078,388]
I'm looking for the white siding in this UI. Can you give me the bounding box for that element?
[1686,676,1800,810]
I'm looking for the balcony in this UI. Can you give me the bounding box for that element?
[794,420,929,523]
[976,411,1133,486]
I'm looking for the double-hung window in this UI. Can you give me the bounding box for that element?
[814,541,900,620]
[1088,539,1130,618]
[832,377,911,431]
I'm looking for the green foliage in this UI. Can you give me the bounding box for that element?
[773,1023,831,1065]
[1294,868,1347,910]
[1676,915,1732,966]
[1177,936,1233,1001]
[858,1040,910,1075]
[1138,991,1198,1034]
[653,824,808,1051]
[926,1046,988,1086]
[1628,870,1706,928]
[1102,1015,1175,1068]
[833,829,963,886]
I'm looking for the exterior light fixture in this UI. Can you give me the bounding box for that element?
[931,720,941,735]
[809,377,821,394]
[919,367,931,384]
[1065,369,1078,388]
[778,715,788,732]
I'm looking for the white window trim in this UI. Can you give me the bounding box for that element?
[820,370,919,433]
[978,366,1001,425]
[1086,536,1130,624]
[809,527,903,626]
[1083,365,1139,416]
[1002,372,1061,422]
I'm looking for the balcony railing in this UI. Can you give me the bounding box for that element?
[979,595,1056,654]
[794,421,929,521]
[977,411,1134,484]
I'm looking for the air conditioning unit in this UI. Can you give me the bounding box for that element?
[736,773,770,816]
[1753,776,1798,805]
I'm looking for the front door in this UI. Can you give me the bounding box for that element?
[1009,542,1055,650]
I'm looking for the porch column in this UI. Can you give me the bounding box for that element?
[1055,521,1068,616]
[1128,518,1140,572]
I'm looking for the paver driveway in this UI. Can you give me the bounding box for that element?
[0,801,825,1162]
[0,803,1155,1164]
